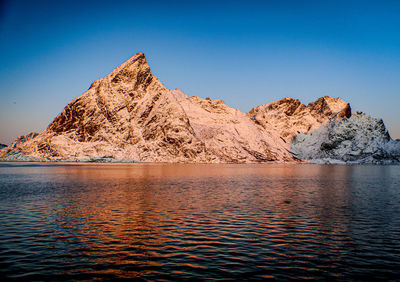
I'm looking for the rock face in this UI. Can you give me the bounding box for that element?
[290,112,400,164]
[9,132,38,149]
[0,52,368,163]
[248,96,351,144]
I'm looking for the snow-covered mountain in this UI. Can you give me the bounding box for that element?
[0,52,395,164]
[290,111,400,164]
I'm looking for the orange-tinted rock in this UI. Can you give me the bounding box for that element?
[248,96,351,145]
[6,53,351,163]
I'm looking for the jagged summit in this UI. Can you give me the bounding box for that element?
[89,52,162,93]
[1,52,387,164]
[112,52,147,70]
[108,52,155,85]
[307,96,351,120]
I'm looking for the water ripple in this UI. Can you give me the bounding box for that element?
[0,163,400,280]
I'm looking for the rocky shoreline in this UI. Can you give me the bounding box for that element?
[0,151,138,163]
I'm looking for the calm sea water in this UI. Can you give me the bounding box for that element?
[0,162,399,280]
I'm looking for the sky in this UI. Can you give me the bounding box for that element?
[0,0,399,144]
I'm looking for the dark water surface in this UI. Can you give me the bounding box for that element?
[0,163,399,280]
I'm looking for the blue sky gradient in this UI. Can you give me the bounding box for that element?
[0,0,399,144]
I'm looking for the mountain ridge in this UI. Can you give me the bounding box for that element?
[1,52,386,163]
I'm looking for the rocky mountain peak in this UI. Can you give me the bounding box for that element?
[2,52,387,164]
[87,52,161,94]
[308,96,351,120]
[108,52,150,81]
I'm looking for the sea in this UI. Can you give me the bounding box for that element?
[0,162,399,280]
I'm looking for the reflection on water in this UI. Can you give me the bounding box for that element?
[0,163,399,280]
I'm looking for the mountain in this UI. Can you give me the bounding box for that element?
[0,52,363,163]
[248,96,351,144]
[290,111,400,164]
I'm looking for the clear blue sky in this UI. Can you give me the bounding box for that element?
[0,0,399,144]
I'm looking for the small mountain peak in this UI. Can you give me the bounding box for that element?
[307,96,351,119]
[278,97,300,104]
[282,96,296,101]
[105,51,158,88]
[112,52,149,73]
[125,52,147,65]
[125,51,146,61]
